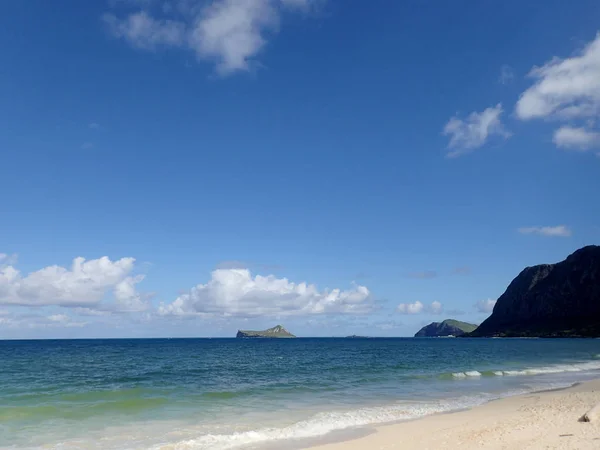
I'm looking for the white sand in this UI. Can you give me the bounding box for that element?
[309,379,600,450]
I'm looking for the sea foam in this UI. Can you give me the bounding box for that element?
[452,371,482,378]
[450,360,600,380]
[153,397,487,450]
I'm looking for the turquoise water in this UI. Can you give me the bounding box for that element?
[2,338,600,449]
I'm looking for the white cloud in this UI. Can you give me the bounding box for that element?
[443,104,510,157]
[397,301,443,315]
[475,298,496,313]
[553,126,600,150]
[0,256,146,310]
[499,65,515,85]
[103,10,186,50]
[114,275,148,311]
[0,311,88,329]
[518,225,572,237]
[104,0,321,75]
[430,301,443,314]
[188,0,279,74]
[74,307,113,317]
[0,253,18,266]
[397,301,424,314]
[159,268,373,317]
[48,314,69,322]
[45,314,86,327]
[515,34,600,152]
[516,34,600,121]
[89,122,101,130]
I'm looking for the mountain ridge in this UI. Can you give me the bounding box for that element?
[468,245,600,337]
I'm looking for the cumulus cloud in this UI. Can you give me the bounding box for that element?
[475,298,496,313]
[104,0,321,75]
[159,268,373,317]
[516,34,600,152]
[0,256,147,310]
[188,0,280,74]
[443,104,510,157]
[553,126,600,150]
[516,34,600,121]
[397,301,442,315]
[430,301,443,314]
[397,301,423,314]
[518,225,572,237]
[114,275,148,312]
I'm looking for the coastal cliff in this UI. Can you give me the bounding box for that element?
[236,325,296,338]
[468,245,600,337]
[414,319,478,337]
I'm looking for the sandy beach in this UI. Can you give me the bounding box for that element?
[310,379,600,450]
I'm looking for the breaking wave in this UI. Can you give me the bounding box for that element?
[447,360,600,380]
[151,396,491,450]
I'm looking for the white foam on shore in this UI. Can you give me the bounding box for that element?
[157,362,600,449]
[153,396,491,450]
[451,360,600,379]
[156,377,590,450]
[498,361,600,376]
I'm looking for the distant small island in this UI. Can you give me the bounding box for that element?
[236,325,296,338]
[414,319,478,337]
[345,335,369,339]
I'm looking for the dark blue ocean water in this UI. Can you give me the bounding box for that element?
[2,338,600,449]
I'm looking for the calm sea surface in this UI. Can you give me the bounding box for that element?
[2,338,600,449]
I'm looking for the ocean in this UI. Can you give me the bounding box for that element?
[2,338,600,449]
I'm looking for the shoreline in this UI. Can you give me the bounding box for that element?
[303,378,600,450]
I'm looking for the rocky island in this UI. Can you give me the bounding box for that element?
[414,319,478,337]
[467,245,600,337]
[236,325,296,338]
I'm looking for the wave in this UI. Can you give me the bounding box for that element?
[152,396,488,450]
[452,371,482,378]
[153,378,580,450]
[445,360,600,380]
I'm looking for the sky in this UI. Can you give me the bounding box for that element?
[1,0,599,339]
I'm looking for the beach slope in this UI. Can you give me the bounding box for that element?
[310,379,600,450]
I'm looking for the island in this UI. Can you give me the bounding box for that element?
[467,245,600,337]
[414,319,478,337]
[345,335,369,339]
[236,325,296,338]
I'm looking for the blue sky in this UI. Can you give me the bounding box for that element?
[1,0,599,338]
